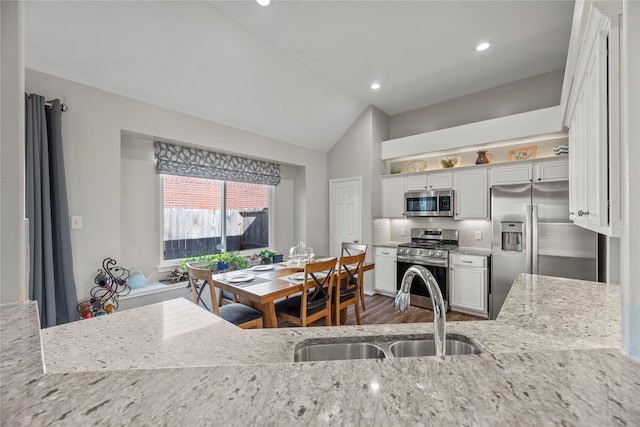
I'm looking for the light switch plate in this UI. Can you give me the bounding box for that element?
[475,231,482,240]
[71,216,83,230]
[400,228,406,236]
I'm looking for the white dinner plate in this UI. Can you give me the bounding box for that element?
[228,274,253,283]
[251,265,274,271]
[291,272,327,281]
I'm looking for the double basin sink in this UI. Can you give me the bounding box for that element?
[294,333,481,362]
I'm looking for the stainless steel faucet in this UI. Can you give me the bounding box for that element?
[394,265,446,358]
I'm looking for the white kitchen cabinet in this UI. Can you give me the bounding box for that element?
[405,174,427,191]
[454,169,488,219]
[374,247,397,295]
[564,5,621,237]
[450,253,488,317]
[533,159,568,182]
[491,164,532,185]
[405,171,452,191]
[428,172,453,189]
[382,176,405,218]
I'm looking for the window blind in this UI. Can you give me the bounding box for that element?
[154,141,281,186]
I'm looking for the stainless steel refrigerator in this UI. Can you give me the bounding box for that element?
[490,181,598,319]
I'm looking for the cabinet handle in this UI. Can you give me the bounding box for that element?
[381,252,389,255]
[462,260,473,264]
[577,210,591,217]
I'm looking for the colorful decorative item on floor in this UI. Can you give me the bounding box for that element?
[77,258,131,319]
[508,145,537,161]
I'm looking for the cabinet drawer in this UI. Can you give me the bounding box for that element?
[450,253,487,268]
[375,247,397,257]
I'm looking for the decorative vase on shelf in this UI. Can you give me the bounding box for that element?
[475,150,493,165]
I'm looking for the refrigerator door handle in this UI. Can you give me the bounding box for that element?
[532,205,539,274]
[525,205,532,273]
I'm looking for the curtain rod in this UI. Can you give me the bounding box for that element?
[45,100,68,112]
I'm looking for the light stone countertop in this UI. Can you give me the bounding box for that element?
[1,274,639,425]
[373,241,405,248]
[451,247,492,257]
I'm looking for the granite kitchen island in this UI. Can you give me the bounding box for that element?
[1,274,638,426]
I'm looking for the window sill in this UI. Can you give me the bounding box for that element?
[120,281,189,300]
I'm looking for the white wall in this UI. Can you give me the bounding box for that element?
[119,135,297,283]
[25,69,329,301]
[371,107,390,217]
[327,106,390,293]
[0,1,27,304]
[390,69,565,139]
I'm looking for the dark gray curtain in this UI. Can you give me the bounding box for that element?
[25,94,78,327]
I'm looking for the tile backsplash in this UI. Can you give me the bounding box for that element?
[374,217,492,248]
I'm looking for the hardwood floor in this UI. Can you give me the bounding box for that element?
[277,293,486,328]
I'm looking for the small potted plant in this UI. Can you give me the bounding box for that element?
[181,251,250,272]
[257,249,276,265]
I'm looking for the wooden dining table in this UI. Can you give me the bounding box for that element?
[211,260,375,328]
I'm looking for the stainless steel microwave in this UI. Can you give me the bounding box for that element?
[404,190,454,217]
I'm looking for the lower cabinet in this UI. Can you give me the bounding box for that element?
[450,253,488,318]
[374,247,397,295]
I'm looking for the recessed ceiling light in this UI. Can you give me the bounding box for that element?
[257,0,270,6]
[476,42,491,52]
[370,82,381,90]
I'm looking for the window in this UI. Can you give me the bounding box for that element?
[161,175,270,261]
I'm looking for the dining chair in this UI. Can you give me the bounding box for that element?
[186,263,263,329]
[274,257,337,327]
[334,252,365,326]
[341,242,368,311]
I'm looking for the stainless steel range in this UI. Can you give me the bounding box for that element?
[396,228,459,311]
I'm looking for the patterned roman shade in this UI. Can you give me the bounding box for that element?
[154,142,281,186]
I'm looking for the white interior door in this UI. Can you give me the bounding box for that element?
[330,177,362,256]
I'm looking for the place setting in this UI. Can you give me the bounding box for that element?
[283,271,328,284]
[219,273,269,288]
[247,264,286,274]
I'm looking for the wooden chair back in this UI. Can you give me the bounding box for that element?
[275,257,337,327]
[340,243,368,311]
[186,263,263,329]
[341,242,368,256]
[335,253,365,325]
[186,263,220,315]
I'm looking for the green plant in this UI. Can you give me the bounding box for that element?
[181,251,250,272]
[257,249,275,264]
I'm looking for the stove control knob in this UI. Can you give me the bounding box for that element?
[417,249,423,255]
[435,251,443,257]
[427,250,434,257]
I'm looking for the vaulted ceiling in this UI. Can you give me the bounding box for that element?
[24,1,574,152]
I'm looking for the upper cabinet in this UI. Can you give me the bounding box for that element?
[562,3,622,237]
[454,169,488,219]
[490,159,568,186]
[405,171,452,191]
[533,159,568,182]
[382,176,405,218]
[490,164,533,186]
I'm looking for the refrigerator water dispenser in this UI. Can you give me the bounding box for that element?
[501,222,523,252]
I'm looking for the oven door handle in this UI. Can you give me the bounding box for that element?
[397,256,449,268]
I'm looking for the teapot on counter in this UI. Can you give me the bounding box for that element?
[475,150,493,165]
